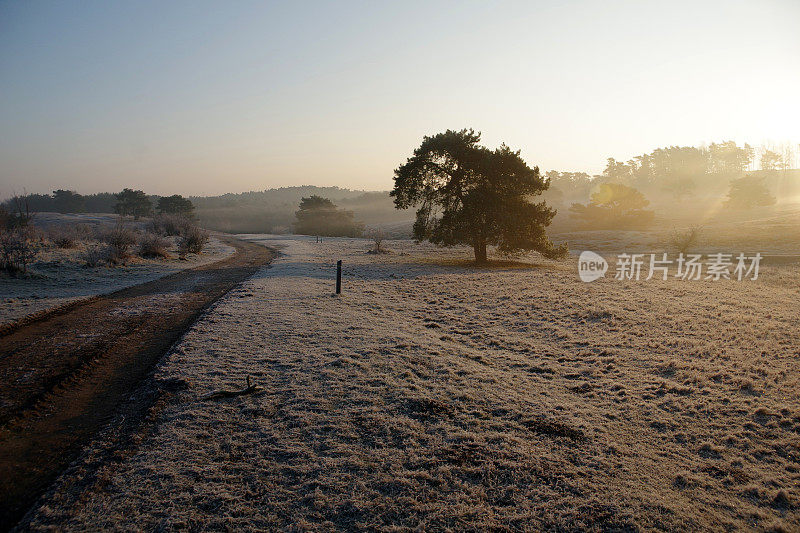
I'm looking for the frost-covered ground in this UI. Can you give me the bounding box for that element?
[0,229,234,326]
[25,236,800,531]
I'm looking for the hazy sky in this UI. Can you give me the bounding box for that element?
[1,0,798,199]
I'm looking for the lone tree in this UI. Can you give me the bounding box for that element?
[391,129,566,263]
[114,188,153,219]
[294,195,363,237]
[157,194,194,216]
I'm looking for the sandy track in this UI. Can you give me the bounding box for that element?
[0,235,274,530]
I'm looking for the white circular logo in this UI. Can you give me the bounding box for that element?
[578,251,608,282]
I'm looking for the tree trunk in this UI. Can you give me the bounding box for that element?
[473,239,487,264]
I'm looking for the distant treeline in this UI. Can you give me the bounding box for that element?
[1,189,191,220]
[543,141,799,207]
[189,187,407,233]
[0,186,409,234]
[2,190,121,214]
[4,142,798,234]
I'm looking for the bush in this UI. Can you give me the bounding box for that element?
[669,226,702,254]
[138,233,170,258]
[179,226,209,255]
[53,235,76,249]
[0,226,40,275]
[73,223,95,241]
[4,195,33,229]
[147,214,193,236]
[366,227,389,254]
[48,227,78,248]
[83,245,107,267]
[103,222,138,262]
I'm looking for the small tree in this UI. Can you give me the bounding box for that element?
[157,194,194,217]
[0,195,37,273]
[179,226,209,254]
[294,195,364,237]
[148,213,192,236]
[366,227,387,254]
[114,188,153,220]
[724,175,776,209]
[103,221,138,261]
[6,194,33,228]
[669,225,702,254]
[392,129,566,263]
[569,183,655,229]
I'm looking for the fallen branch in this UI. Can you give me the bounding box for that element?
[202,376,262,400]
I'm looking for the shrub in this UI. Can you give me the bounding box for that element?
[84,245,107,267]
[0,226,40,275]
[83,223,108,243]
[73,223,95,241]
[5,195,33,229]
[53,234,76,249]
[366,227,389,254]
[48,226,78,248]
[138,233,170,258]
[103,222,138,262]
[669,225,702,254]
[147,214,192,237]
[179,226,209,254]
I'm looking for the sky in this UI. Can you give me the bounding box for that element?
[1,0,799,199]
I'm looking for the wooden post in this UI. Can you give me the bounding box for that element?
[336,260,342,294]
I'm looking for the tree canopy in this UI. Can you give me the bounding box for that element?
[294,195,364,237]
[52,190,86,213]
[569,183,655,229]
[724,175,776,209]
[298,195,337,211]
[391,128,566,263]
[114,188,153,219]
[157,194,194,216]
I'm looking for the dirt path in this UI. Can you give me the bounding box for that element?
[0,235,274,530]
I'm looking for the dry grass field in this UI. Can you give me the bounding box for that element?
[20,236,800,531]
[4,2,800,530]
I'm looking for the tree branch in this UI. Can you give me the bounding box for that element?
[202,376,262,400]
